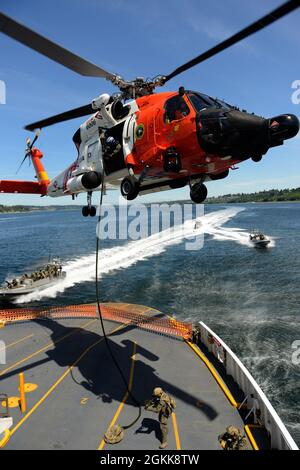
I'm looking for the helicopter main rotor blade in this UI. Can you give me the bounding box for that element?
[25,104,94,131]
[164,0,300,83]
[0,12,115,79]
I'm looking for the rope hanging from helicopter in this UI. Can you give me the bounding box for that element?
[95,173,142,435]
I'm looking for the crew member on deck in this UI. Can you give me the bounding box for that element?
[144,387,176,449]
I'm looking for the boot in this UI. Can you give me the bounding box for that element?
[159,442,168,449]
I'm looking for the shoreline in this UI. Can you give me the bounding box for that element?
[0,200,300,214]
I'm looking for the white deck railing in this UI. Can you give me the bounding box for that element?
[197,321,298,450]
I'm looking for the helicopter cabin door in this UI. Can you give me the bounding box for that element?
[85,137,103,175]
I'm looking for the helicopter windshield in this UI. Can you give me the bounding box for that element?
[187,92,233,112]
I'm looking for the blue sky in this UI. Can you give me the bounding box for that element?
[0,0,299,205]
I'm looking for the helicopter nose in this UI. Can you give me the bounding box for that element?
[197,109,299,160]
[225,110,269,156]
[268,114,299,147]
[197,108,269,158]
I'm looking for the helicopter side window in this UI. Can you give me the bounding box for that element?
[164,96,190,123]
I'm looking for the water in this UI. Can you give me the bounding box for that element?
[0,203,299,444]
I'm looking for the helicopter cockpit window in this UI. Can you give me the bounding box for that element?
[164,96,190,123]
[187,94,212,112]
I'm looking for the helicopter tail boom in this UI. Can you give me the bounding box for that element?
[0,179,47,195]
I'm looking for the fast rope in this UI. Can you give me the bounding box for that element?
[95,174,141,435]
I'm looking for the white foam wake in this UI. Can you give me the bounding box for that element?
[15,206,271,303]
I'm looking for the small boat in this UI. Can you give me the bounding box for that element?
[249,230,270,248]
[0,258,66,301]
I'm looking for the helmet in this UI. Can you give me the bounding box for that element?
[153,387,163,397]
[106,136,117,147]
[226,426,240,437]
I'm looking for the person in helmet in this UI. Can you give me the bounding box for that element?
[218,425,248,450]
[174,98,189,120]
[104,135,121,157]
[144,387,176,449]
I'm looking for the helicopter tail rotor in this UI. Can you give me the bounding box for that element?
[16,130,41,174]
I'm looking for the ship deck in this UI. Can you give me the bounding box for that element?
[0,303,255,450]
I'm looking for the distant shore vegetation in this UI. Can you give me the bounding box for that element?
[0,205,79,213]
[1,187,300,212]
[206,187,300,204]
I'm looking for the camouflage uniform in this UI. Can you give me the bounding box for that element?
[145,387,176,449]
[218,426,248,450]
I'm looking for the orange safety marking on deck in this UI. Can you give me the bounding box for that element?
[0,304,193,340]
[171,413,181,450]
[0,319,96,377]
[2,323,126,447]
[0,334,33,353]
[98,341,137,450]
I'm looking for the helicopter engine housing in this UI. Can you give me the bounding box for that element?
[66,171,102,194]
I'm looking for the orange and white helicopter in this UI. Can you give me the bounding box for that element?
[0,1,299,217]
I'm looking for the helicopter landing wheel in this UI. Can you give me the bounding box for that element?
[190,182,208,204]
[82,206,90,217]
[121,176,139,201]
[89,206,97,217]
[251,155,262,162]
[82,205,97,217]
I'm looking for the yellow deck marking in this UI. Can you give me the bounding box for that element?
[80,398,88,405]
[244,425,260,450]
[0,334,33,353]
[18,383,38,393]
[98,341,137,450]
[19,372,26,413]
[2,323,125,447]
[171,413,181,450]
[0,429,11,448]
[185,340,238,408]
[0,319,96,377]
[1,397,19,408]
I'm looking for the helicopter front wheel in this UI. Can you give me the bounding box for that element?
[251,155,262,162]
[190,183,208,204]
[121,176,139,201]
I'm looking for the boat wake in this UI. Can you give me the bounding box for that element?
[15,206,272,303]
